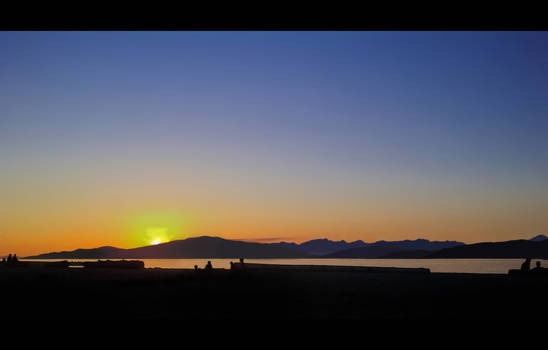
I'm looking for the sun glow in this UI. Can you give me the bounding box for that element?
[146,227,168,246]
[123,212,190,248]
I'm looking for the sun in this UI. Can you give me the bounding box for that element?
[146,227,168,245]
[126,212,189,247]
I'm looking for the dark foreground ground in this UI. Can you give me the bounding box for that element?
[1,266,547,319]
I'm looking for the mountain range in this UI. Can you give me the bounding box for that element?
[24,236,310,259]
[426,237,548,259]
[23,234,547,260]
[272,238,464,256]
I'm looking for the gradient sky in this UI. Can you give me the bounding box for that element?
[1,31,547,256]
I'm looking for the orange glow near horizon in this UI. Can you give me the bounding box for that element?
[2,200,547,257]
[2,31,548,258]
[1,175,547,256]
[1,172,547,256]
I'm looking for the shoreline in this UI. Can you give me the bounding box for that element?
[2,264,547,319]
[17,257,540,274]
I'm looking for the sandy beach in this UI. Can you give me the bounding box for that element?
[2,265,547,320]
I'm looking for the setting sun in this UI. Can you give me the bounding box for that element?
[146,227,168,246]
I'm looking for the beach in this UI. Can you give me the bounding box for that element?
[2,265,547,319]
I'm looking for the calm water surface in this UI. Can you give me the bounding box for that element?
[21,258,543,274]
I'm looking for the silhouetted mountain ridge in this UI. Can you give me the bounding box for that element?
[25,236,311,259]
[274,238,464,256]
[25,236,547,260]
[25,236,465,259]
[274,238,367,255]
[530,234,547,242]
[426,239,548,259]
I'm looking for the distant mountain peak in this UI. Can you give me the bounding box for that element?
[530,234,547,242]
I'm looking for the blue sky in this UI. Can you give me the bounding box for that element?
[1,31,547,253]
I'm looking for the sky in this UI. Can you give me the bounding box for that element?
[1,31,547,256]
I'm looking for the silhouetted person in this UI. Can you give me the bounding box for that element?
[532,261,542,272]
[194,265,198,271]
[12,254,18,262]
[521,258,531,271]
[205,261,213,271]
[7,254,12,262]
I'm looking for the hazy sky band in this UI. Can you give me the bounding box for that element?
[1,31,547,255]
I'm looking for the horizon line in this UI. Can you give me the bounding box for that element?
[10,233,548,258]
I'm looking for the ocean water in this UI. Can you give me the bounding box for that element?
[20,258,544,274]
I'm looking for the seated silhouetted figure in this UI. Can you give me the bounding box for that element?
[194,265,198,271]
[205,261,213,271]
[7,254,12,263]
[532,261,543,272]
[521,258,531,271]
[12,254,18,262]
